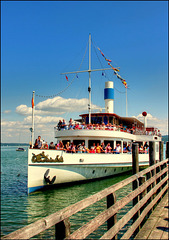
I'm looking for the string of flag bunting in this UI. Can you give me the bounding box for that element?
[97,47,127,88]
[35,74,77,98]
[36,41,89,99]
[35,44,127,99]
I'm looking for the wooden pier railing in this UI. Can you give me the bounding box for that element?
[2,142,169,240]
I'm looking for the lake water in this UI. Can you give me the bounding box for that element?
[1,144,166,239]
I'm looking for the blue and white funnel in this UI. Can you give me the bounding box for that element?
[104,81,114,113]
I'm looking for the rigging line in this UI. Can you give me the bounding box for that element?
[36,40,89,99]
[93,40,129,94]
[92,39,119,69]
[92,40,112,80]
[92,40,106,71]
[93,40,124,92]
[92,39,117,82]
[114,86,126,94]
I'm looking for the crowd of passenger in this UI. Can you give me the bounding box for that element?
[31,136,149,154]
[55,118,161,137]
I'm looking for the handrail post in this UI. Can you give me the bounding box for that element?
[139,176,146,227]
[107,192,117,240]
[55,219,70,240]
[157,141,163,199]
[132,143,139,234]
[149,141,156,209]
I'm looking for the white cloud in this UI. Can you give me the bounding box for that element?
[2,110,11,114]
[15,105,63,116]
[135,113,168,135]
[35,96,100,113]
[23,115,62,124]
[15,97,100,116]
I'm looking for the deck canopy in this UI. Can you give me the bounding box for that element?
[77,113,144,129]
[119,116,144,129]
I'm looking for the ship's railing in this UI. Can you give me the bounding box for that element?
[54,125,161,137]
[2,142,168,240]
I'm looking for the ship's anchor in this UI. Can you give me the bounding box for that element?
[44,169,56,184]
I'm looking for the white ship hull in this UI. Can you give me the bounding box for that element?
[28,149,149,193]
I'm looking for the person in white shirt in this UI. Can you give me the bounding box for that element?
[115,143,121,154]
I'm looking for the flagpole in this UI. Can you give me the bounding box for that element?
[31,91,35,148]
[126,87,128,117]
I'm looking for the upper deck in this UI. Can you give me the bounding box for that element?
[54,112,161,142]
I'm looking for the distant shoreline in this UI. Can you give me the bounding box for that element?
[1,143,29,146]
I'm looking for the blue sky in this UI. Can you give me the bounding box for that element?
[1,1,168,143]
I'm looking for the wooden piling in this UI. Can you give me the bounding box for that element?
[132,143,139,209]
[132,143,139,175]
[159,141,163,161]
[132,143,139,234]
[149,141,155,166]
[166,141,169,159]
[149,141,155,186]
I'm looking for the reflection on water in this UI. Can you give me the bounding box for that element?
[1,144,166,238]
[27,174,133,239]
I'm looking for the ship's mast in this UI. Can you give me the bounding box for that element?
[61,34,113,124]
[88,33,91,124]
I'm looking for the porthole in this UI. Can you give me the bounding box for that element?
[105,169,107,173]
[92,170,95,174]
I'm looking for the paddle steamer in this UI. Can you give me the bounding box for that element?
[28,35,162,193]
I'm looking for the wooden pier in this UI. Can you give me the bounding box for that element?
[2,141,169,239]
[134,193,168,239]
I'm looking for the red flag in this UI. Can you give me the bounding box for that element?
[101,52,105,57]
[66,75,68,81]
[31,97,34,108]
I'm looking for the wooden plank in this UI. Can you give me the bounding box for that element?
[147,194,168,240]
[125,218,157,239]
[122,185,168,239]
[100,176,168,240]
[1,219,47,239]
[161,219,169,240]
[135,194,168,239]
[68,173,168,240]
[148,218,168,239]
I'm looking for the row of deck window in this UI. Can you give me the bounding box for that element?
[60,139,149,153]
